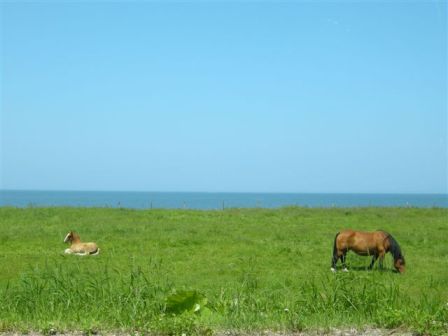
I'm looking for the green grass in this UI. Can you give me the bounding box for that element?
[0,206,447,335]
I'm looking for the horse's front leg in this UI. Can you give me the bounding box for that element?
[368,254,378,270]
[378,252,385,270]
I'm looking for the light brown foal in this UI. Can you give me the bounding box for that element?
[64,231,100,256]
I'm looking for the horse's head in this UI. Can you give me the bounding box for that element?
[64,231,79,244]
[386,233,405,274]
[394,256,405,273]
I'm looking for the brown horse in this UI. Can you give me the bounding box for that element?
[64,231,100,256]
[331,230,405,273]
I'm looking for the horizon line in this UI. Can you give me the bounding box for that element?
[1,189,447,195]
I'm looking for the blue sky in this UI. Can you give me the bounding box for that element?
[1,1,446,193]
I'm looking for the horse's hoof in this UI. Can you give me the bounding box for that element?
[330,267,336,272]
[343,268,349,272]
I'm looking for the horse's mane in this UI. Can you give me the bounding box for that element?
[71,231,81,241]
[381,230,405,265]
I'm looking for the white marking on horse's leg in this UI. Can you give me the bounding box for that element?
[331,267,336,272]
[64,248,73,254]
[343,268,349,272]
[91,248,100,256]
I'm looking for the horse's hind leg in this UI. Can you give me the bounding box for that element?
[341,252,348,272]
[331,249,342,272]
[331,253,339,272]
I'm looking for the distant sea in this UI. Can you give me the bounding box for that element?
[0,190,447,209]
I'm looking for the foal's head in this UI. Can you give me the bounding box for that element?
[64,231,80,244]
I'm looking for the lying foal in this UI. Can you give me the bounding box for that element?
[64,231,100,256]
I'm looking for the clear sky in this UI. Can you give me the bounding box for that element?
[1,1,447,193]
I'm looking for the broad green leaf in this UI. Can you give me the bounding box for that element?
[165,290,208,315]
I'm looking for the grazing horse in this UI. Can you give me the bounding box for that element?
[331,230,405,273]
[63,231,100,256]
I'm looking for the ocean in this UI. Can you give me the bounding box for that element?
[0,190,447,209]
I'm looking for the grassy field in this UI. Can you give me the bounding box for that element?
[0,207,447,335]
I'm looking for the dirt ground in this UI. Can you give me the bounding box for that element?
[216,328,416,336]
[0,328,418,336]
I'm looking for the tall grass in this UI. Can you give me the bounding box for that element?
[1,260,446,335]
[0,207,447,334]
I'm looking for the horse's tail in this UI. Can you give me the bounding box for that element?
[332,232,340,263]
[330,232,341,270]
[384,232,405,265]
